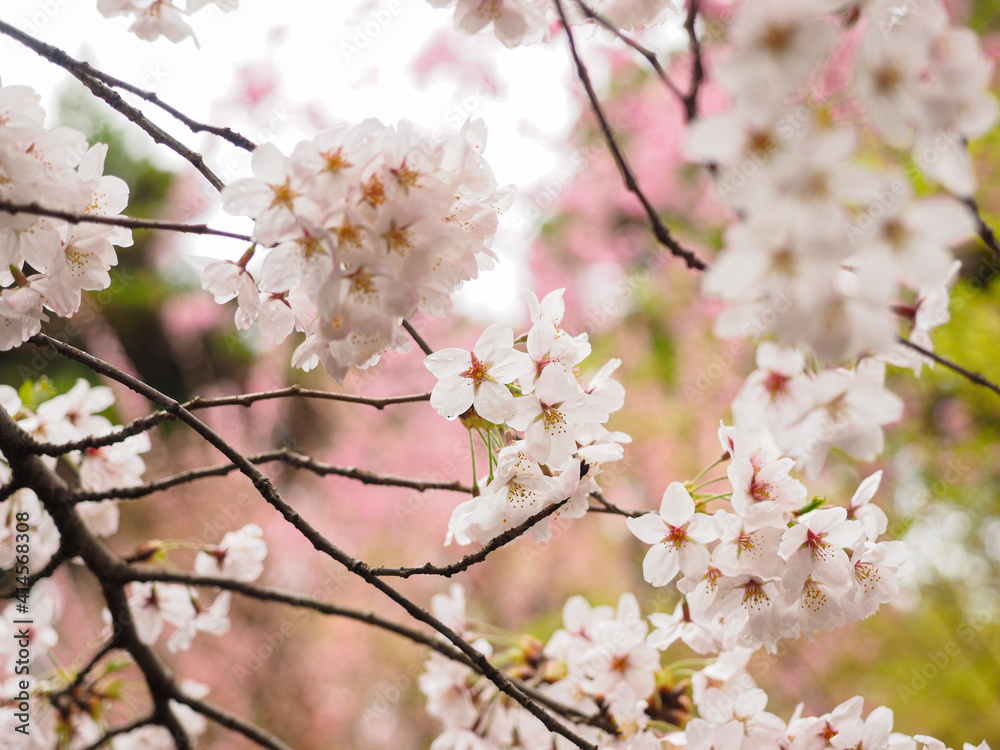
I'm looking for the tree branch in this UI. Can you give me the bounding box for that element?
[402,319,435,356]
[572,0,685,102]
[682,0,706,122]
[25,333,599,750]
[30,387,432,457]
[369,498,568,578]
[75,448,471,502]
[552,0,707,272]
[0,199,252,241]
[77,66,258,152]
[168,688,294,750]
[896,336,1000,398]
[962,196,1000,261]
[0,21,225,191]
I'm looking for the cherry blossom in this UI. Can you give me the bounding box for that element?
[425,324,531,424]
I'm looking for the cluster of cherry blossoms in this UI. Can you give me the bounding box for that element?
[629,427,910,653]
[691,0,993,369]
[0,84,133,351]
[0,380,150,568]
[97,0,238,44]
[420,584,993,750]
[122,523,266,652]
[424,289,630,545]
[206,118,511,382]
[426,0,677,47]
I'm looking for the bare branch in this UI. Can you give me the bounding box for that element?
[403,318,435,356]
[962,196,1000,261]
[682,0,706,122]
[123,568,615,733]
[0,199,252,241]
[572,0,685,101]
[0,547,68,598]
[30,387,432,457]
[77,716,156,750]
[75,448,471,502]
[588,491,643,518]
[552,0,708,272]
[78,67,258,152]
[168,688,294,750]
[896,336,1000,398]
[0,21,225,191]
[118,568,475,667]
[370,498,569,578]
[25,333,600,750]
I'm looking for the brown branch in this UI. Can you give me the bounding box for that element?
[167,688,293,750]
[78,67,257,152]
[78,716,156,750]
[122,568,615,734]
[0,408,193,749]
[896,336,1000,398]
[369,498,569,578]
[682,0,705,122]
[552,0,707,272]
[25,333,599,750]
[0,200,252,241]
[118,568,475,667]
[587,491,643,518]
[0,546,68,598]
[962,196,1000,261]
[30,387,432,457]
[0,20,225,191]
[75,448,471,502]
[403,319,435,356]
[572,0,685,101]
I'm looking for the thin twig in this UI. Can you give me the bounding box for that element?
[682,0,705,122]
[78,67,257,152]
[962,196,1000,261]
[552,0,707,272]
[25,334,599,750]
[169,689,293,750]
[65,639,120,695]
[77,716,156,750]
[118,568,475,667]
[897,337,1000,398]
[572,0,685,101]
[0,199,252,241]
[588,491,643,518]
[402,319,435,356]
[0,547,69,598]
[75,448,471,502]
[369,498,569,578]
[0,20,225,191]
[29,387,432,456]
[122,568,614,733]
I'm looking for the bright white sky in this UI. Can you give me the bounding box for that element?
[1,0,600,318]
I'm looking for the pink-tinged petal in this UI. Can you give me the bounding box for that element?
[658,482,695,525]
[473,380,515,424]
[250,142,292,183]
[687,514,718,544]
[626,513,668,544]
[424,348,472,378]
[534,364,582,405]
[507,394,540,431]
[850,471,882,507]
[642,544,680,587]
[430,377,474,418]
[488,347,531,384]
[472,323,515,361]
